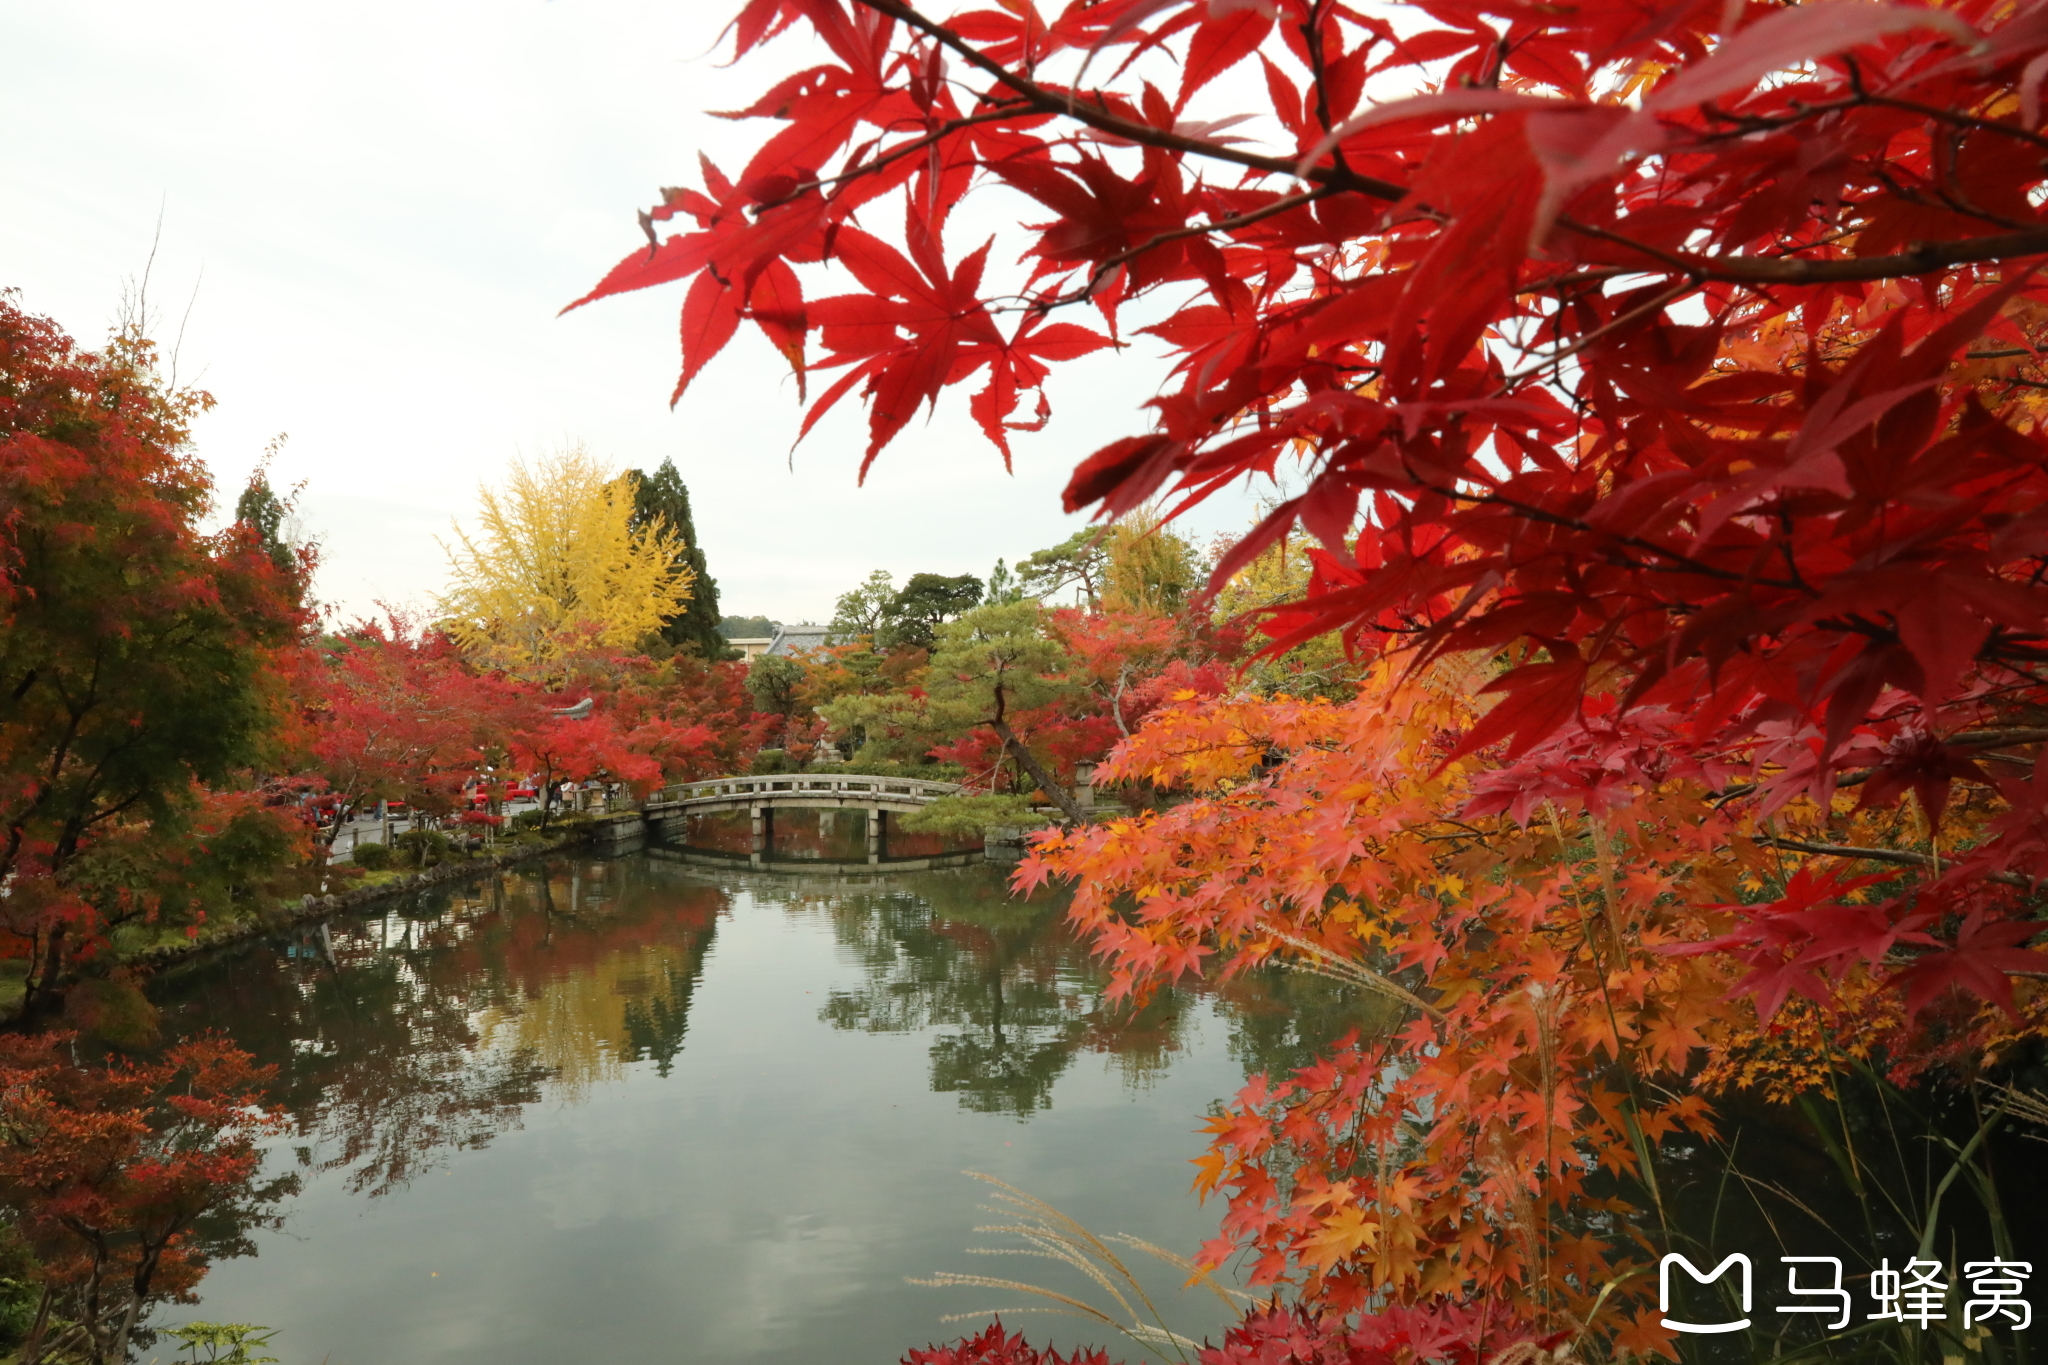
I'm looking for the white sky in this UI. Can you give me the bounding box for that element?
[4,0,1279,628]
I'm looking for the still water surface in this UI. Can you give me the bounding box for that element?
[147,851,1370,1365]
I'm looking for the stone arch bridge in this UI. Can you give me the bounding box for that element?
[639,773,967,869]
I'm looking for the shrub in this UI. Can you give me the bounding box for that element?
[836,758,966,783]
[162,1322,280,1365]
[0,1223,39,1352]
[390,829,451,868]
[750,748,794,775]
[897,793,1037,839]
[349,841,392,871]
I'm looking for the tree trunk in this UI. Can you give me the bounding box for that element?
[19,1284,53,1365]
[990,719,1088,824]
[23,923,68,1020]
[83,1251,105,1365]
[108,1293,141,1365]
[318,790,355,854]
[108,1245,159,1365]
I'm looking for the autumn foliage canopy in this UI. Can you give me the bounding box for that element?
[582,0,2048,1354]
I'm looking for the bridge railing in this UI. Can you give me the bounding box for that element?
[648,774,963,806]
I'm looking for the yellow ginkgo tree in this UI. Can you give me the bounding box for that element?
[438,444,692,678]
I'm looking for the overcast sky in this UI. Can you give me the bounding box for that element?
[4,0,1278,628]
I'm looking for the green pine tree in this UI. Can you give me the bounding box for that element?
[626,458,729,659]
[233,471,303,604]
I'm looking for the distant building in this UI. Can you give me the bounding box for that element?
[764,622,831,658]
[727,637,775,663]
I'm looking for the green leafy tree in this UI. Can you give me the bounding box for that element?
[1016,531,1108,607]
[233,478,292,578]
[828,569,896,643]
[744,654,808,749]
[626,459,727,659]
[881,572,982,651]
[716,615,777,641]
[826,601,1085,820]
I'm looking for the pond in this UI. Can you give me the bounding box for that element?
[146,852,1383,1365]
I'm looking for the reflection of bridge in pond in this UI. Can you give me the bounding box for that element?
[642,774,982,872]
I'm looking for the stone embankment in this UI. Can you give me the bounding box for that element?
[128,827,596,968]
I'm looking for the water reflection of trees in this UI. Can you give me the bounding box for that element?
[150,857,1402,1203]
[754,869,1194,1115]
[1215,966,1407,1083]
[151,858,725,1196]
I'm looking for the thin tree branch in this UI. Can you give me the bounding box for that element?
[1496,281,1692,389]
[841,1,2048,299]
[853,0,1410,199]
[752,102,1036,213]
[1757,835,2031,887]
[1031,188,1332,312]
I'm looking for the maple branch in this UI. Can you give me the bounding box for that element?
[857,1,2048,297]
[1949,727,2048,747]
[1846,65,2048,155]
[1030,188,1334,313]
[1300,0,1355,182]
[1498,281,1692,389]
[1704,83,2048,156]
[752,102,1036,213]
[851,0,1410,200]
[1757,835,2031,887]
[1407,477,1808,593]
[1586,223,2048,286]
[1757,836,1933,869]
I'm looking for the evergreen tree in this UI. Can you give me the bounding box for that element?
[1016,530,1108,606]
[881,572,982,651]
[626,458,728,659]
[233,470,303,602]
[717,615,777,641]
[984,558,1025,605]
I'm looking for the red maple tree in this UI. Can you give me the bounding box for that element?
[1,295,307,1015]
[578,0,2048,1048]
[580,0,2048,1354]
[0,1033,289,1365]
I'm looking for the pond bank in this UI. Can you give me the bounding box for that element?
[124,824,600,970]
[125,804,1043,972]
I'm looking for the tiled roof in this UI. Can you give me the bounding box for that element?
[764,623,831,657]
